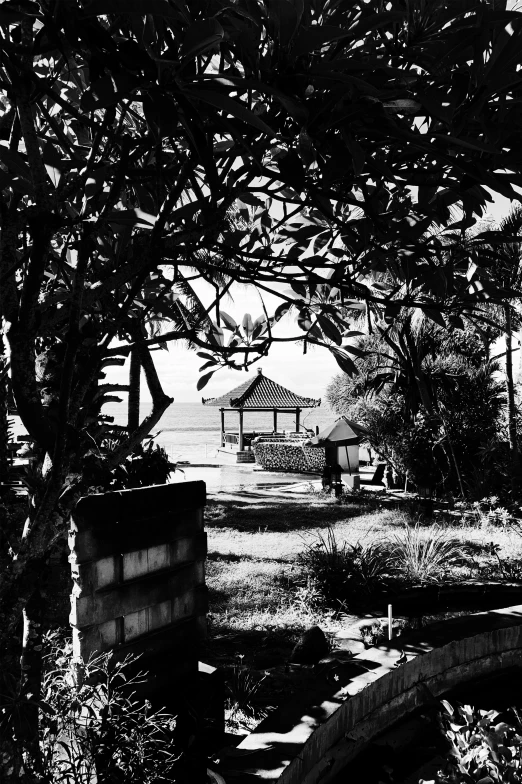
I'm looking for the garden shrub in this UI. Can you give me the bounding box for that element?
[468,496,516,528]
[296,527,396,609]
[359,619,411,648]
[326,329,506,496]
[389,524,471,583]
[435,700,522,783]
[297,524,476,610]
[82,438,177,492]
[2,632,181,783]
[225,656,266,730]
[478,542,522,582]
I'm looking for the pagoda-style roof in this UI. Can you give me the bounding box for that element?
[202,368,320,409]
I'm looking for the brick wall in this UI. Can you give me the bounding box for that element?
[69,481,207,708]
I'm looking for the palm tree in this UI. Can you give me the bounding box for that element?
[0,335,10,482]
[485,206,522,495]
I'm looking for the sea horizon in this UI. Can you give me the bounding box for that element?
[102,401,336,462]
[10,400,338,464]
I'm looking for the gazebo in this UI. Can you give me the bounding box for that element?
[202,368,320,456]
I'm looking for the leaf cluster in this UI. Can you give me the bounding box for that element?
[36,633,181,784]
[0,0,521,396]
[296,526,396,608]
[436,700,522,783]
[81,437,176,492]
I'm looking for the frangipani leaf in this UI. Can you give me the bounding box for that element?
[197,371,215,391]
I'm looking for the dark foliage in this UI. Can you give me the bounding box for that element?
[326,326,505,494]
[82,438,176,492]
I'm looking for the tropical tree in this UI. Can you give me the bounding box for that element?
[489,206,522,492]
[0,344,10,482]
[454,207,522,493]
[326,324,505,495]
[1,0,522,777]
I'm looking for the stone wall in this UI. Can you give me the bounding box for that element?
[253,441,325,473]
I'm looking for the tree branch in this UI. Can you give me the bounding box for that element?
[106,328,173,466]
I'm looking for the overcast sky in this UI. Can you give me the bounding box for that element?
[109,192,516,404]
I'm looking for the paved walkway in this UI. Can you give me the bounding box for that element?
[170,458,386,495]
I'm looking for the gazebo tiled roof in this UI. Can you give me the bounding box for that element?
[202,369,320,409]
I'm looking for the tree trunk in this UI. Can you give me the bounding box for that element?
[18,579,44,773]
[128,347,141,434]
[440,419,466,499]
[0,332,10,482]
[505,305,520,495]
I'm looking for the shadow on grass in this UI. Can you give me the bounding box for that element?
[207,551,243,563]
[203,624,298,669]
[207,585,231,606]
[207,550,294,565]
[463,540,492,556]
[205,497,388,532]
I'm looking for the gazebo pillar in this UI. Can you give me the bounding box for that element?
[273,409,278,433]
[220,408,225,447]
[238,409,244,450]
[295,407,301,432]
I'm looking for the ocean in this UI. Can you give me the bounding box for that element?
[102,401,337,464]
[9,402,339,493]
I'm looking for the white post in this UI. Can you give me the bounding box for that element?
[239,410,244,451]
[388,604,393,640]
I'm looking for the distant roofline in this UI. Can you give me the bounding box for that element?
[201,370,321,408]
[202,402,322,409]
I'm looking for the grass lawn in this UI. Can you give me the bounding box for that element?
[202,489,522,732]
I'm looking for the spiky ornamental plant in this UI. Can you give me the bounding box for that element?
[390,523,469,583]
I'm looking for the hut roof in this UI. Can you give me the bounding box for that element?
[309,417,368,447]
[202,368,320,409]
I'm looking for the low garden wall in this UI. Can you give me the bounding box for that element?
[376,580,522,616]
[224,604,522,783]
[253,440,325,473]
[280,615,522,784]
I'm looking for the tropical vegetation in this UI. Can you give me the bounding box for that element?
[326,202,522,498]
[327,323,507,496]
[1,0,522,779]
